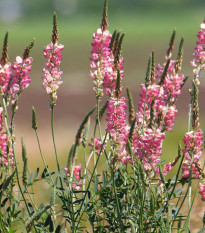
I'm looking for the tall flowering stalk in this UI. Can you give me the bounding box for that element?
[42,12,64,105]
[183,20,205,201]
[133,36,185,177]
[0,33,12,98]
[9,41,34,107]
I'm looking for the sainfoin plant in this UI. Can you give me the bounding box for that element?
[0,1,205,232]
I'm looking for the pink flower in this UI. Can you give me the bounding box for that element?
[42,43,64,104]
[89,137,106,155]
[64,165,82,190]
[133,129,165,172]
[0,131,13,166]
[9,56,33,103]
[106,96,131,163]
[72,165,82,190]
[199,183,205,201]
[89,28,112,96]
[191,20,205,73]
[182,129,203,179]
[0,62,12,95]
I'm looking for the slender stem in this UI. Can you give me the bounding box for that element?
[75,133,108,228]
[112,170,123,232]
[51,103,60,172]
[96,96,103,140]
[34,130,55,186]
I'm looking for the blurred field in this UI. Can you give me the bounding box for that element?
[0,0,205,231]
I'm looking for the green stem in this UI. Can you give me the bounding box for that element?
[112,170,123,232]
[51,103,60,172]
[75,133,108,228]
[34,130,55,186]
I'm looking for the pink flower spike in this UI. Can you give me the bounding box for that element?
[42,42,64,104]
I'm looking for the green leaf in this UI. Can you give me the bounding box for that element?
[45,215,52,227]
[28,202,34,215]
[33,167,39,181]
[55,225,61,233]
[49,220,54,232]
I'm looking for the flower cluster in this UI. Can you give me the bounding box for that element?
[42,43,64,104]
[0,62,12,95]
[199,183,205,201]
[182,129,203,179]
[64,165,82,191]
[89,137,106,155]
[190,20,205,73]
[89,28,112,96]
[9,56,33,104]
[0,132,13,166]
[133,129,165,172]
[134,57,184,175]
[90,12,129,168]
[0,107,13,167]
[106,96,130,164]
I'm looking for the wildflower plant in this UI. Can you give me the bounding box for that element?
[0,1,205,232]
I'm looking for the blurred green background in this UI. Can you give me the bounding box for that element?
[1,0,205,229]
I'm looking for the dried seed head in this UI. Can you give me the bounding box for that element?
[115,69,121,98]
[167,29,176,58]
[109,30,118,51]
[21,137,28,186]
[126,87,135,125]
[151,50,155,84]
[128,118,136,144]
[192,80,200,130]
[67,144,75,173]
[175,36,184,73]
[114,33,125,69]
[52,12,58,45]
[149,97,155,129]
[75,106,96,146]
[159,59,170,86]
[32,106,38,130]
[82,118,90,147]
[101,0,108,32]
[1,32,9,66]
[112,31,120,56]
[23,39,34,60]
[145,55,152,87]
[157,110,163,128]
